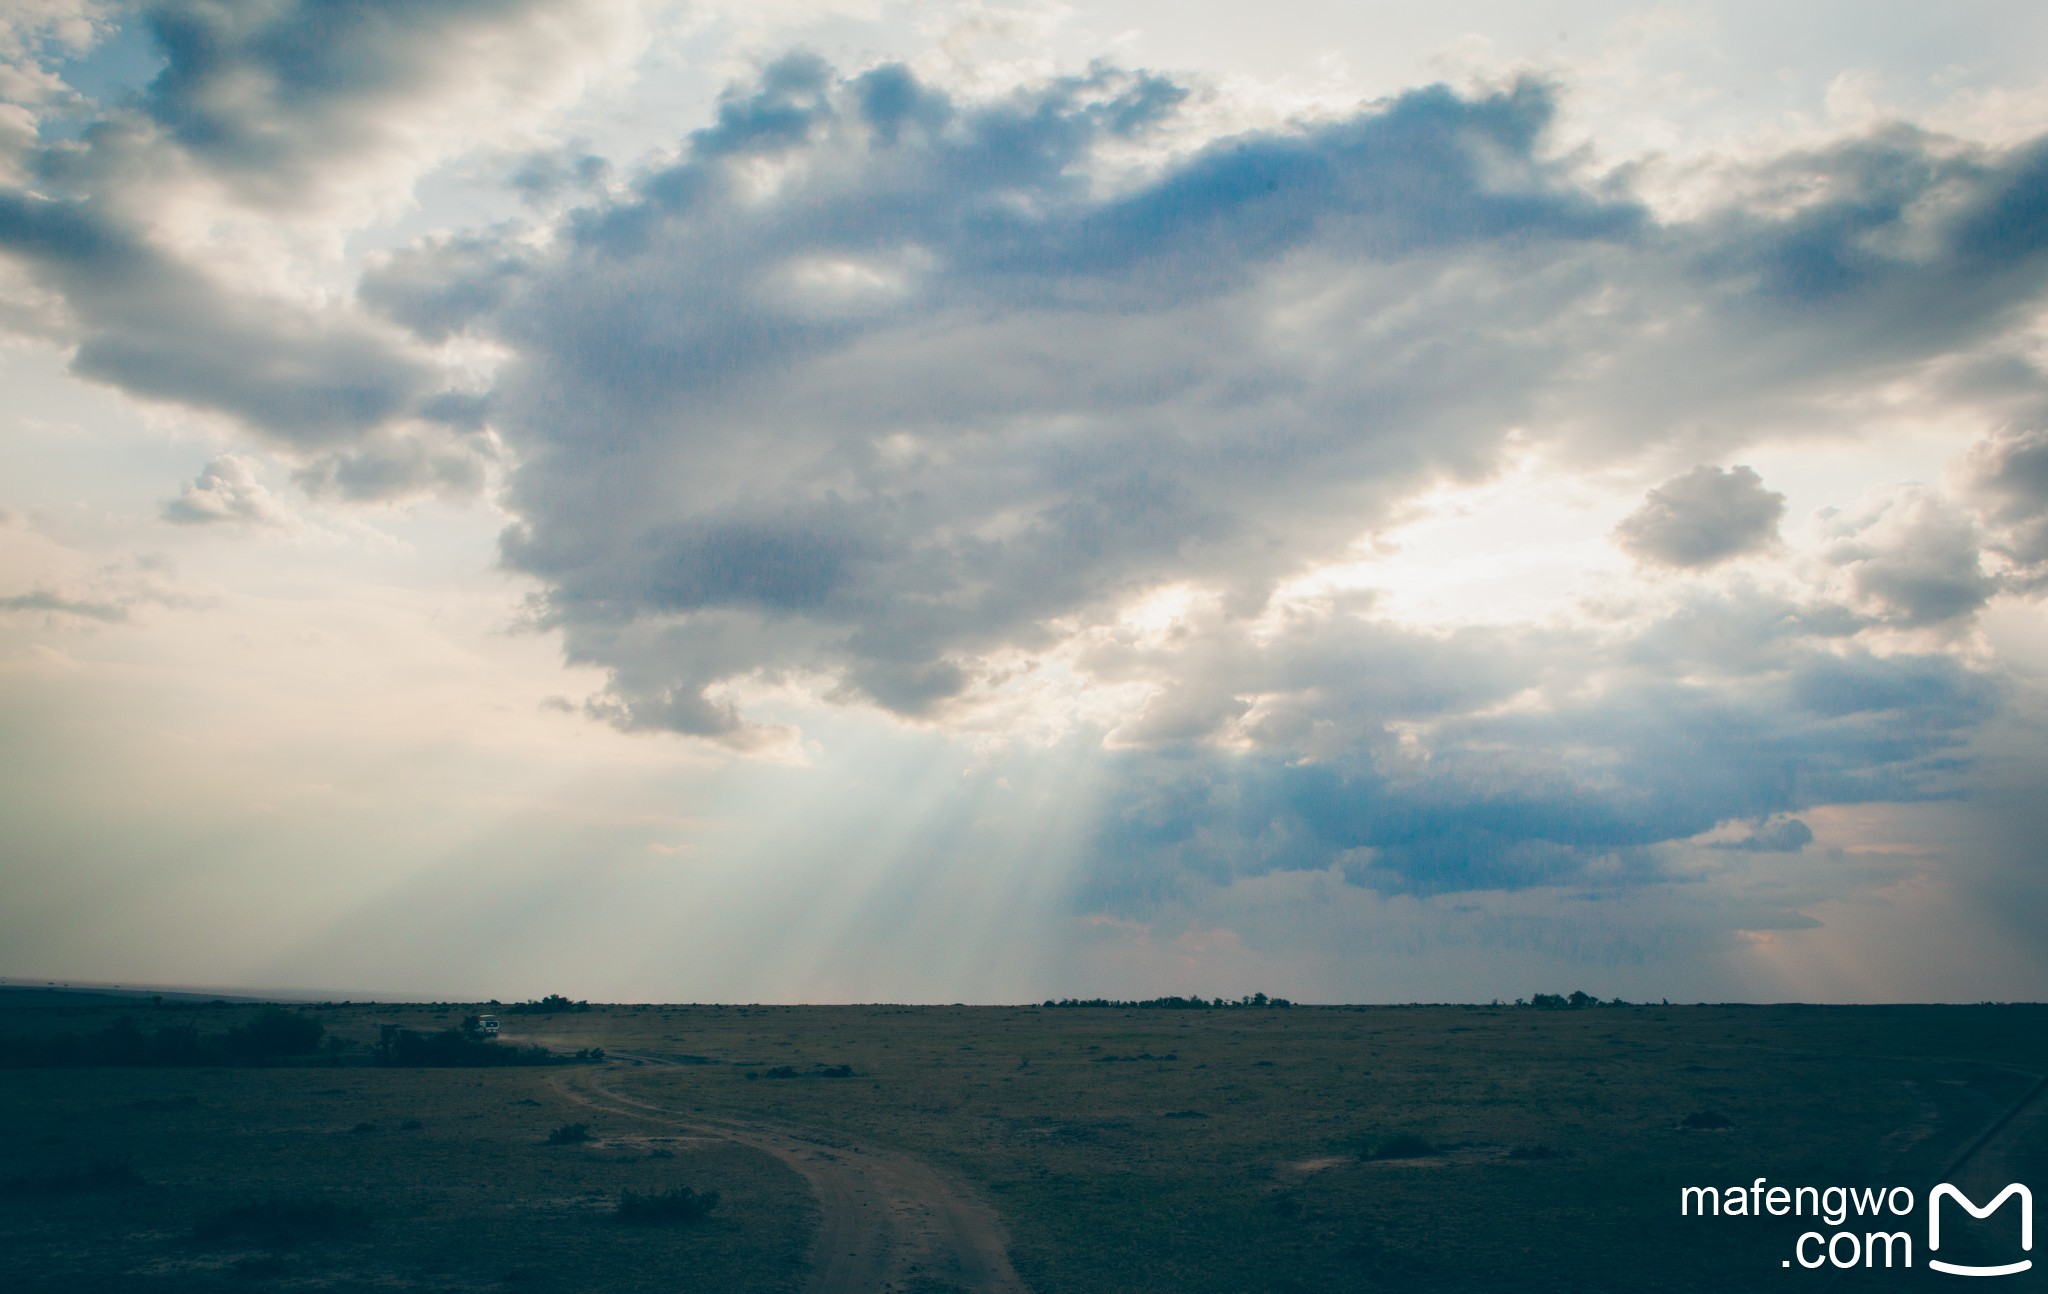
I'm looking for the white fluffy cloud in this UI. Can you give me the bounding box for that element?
[160,453,288,526]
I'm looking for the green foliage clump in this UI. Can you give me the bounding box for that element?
[546,1123,591,1145]
[0,1008,324,1067]
[615,1186,719,1224]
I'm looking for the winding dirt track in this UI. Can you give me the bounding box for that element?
[551,1054,1029,1294]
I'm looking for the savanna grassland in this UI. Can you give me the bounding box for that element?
[3,989,2044,1292]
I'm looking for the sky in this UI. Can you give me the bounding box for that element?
[3,2,2048,1004]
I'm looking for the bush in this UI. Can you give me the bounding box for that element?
[195,1197,369,1247]
[0,1008,323,1068]
[227,1009,325,1058]
[1507,1144,1557,1160]
[616,1186,719,1224]
[1369,1134,1437,1160]
[1681,1110,1732,1130]
[546,1123,590,1145]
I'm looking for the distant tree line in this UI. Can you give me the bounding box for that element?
[0,1007,614,1068]
[0,1008,325,1067]
[1522,991,1632,1009]
[1041,993,1294,1009]
[503,994,592,1014]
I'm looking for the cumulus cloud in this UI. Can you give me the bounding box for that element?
[0,183,465,446]
[13,37,2048,908]
[1074,593,1995,901]
[1959,426,2048,585]
[1710,817,1815,853]
[161,453,288,526]
[1820,485,1998,625]
[320,54,2048,897]
[1614,464,1785,568]
[0,0,638,495]
[70,0,643,214]
[432,62,1649,741]
[377,57,2048,756]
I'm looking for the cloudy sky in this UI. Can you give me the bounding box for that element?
[4,1,2047,1003]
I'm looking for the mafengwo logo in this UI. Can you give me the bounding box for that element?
[1929,1185,2033,1278]
[1680,1178,2032,1274]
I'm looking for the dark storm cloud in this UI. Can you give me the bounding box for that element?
[385,57,2048,755]
[0,0,620,484]
[1614,465,1784,567]
[1960,426,2048,584]
[124,0,580,203]
[424,60,1653,736]
[1711,818,1815,854]
[0,189,435,445]
[1081,623,1995,904]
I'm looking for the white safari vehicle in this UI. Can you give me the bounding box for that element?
[478,1015,499,1036]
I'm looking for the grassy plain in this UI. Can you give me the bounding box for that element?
[3,990,2044,1291]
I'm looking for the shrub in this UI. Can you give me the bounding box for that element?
[615,1186,719,1224]
[1681,1110,1732,1130]
[0,1008,325,1068]
[1507,1144,1557,1160]
[546,1123,590,1145]
[195,1196,369,1247]
[1369,1134,1437,1160]
[227,1009,325,1058]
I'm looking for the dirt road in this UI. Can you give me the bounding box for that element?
[552,1055,1030,1294]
